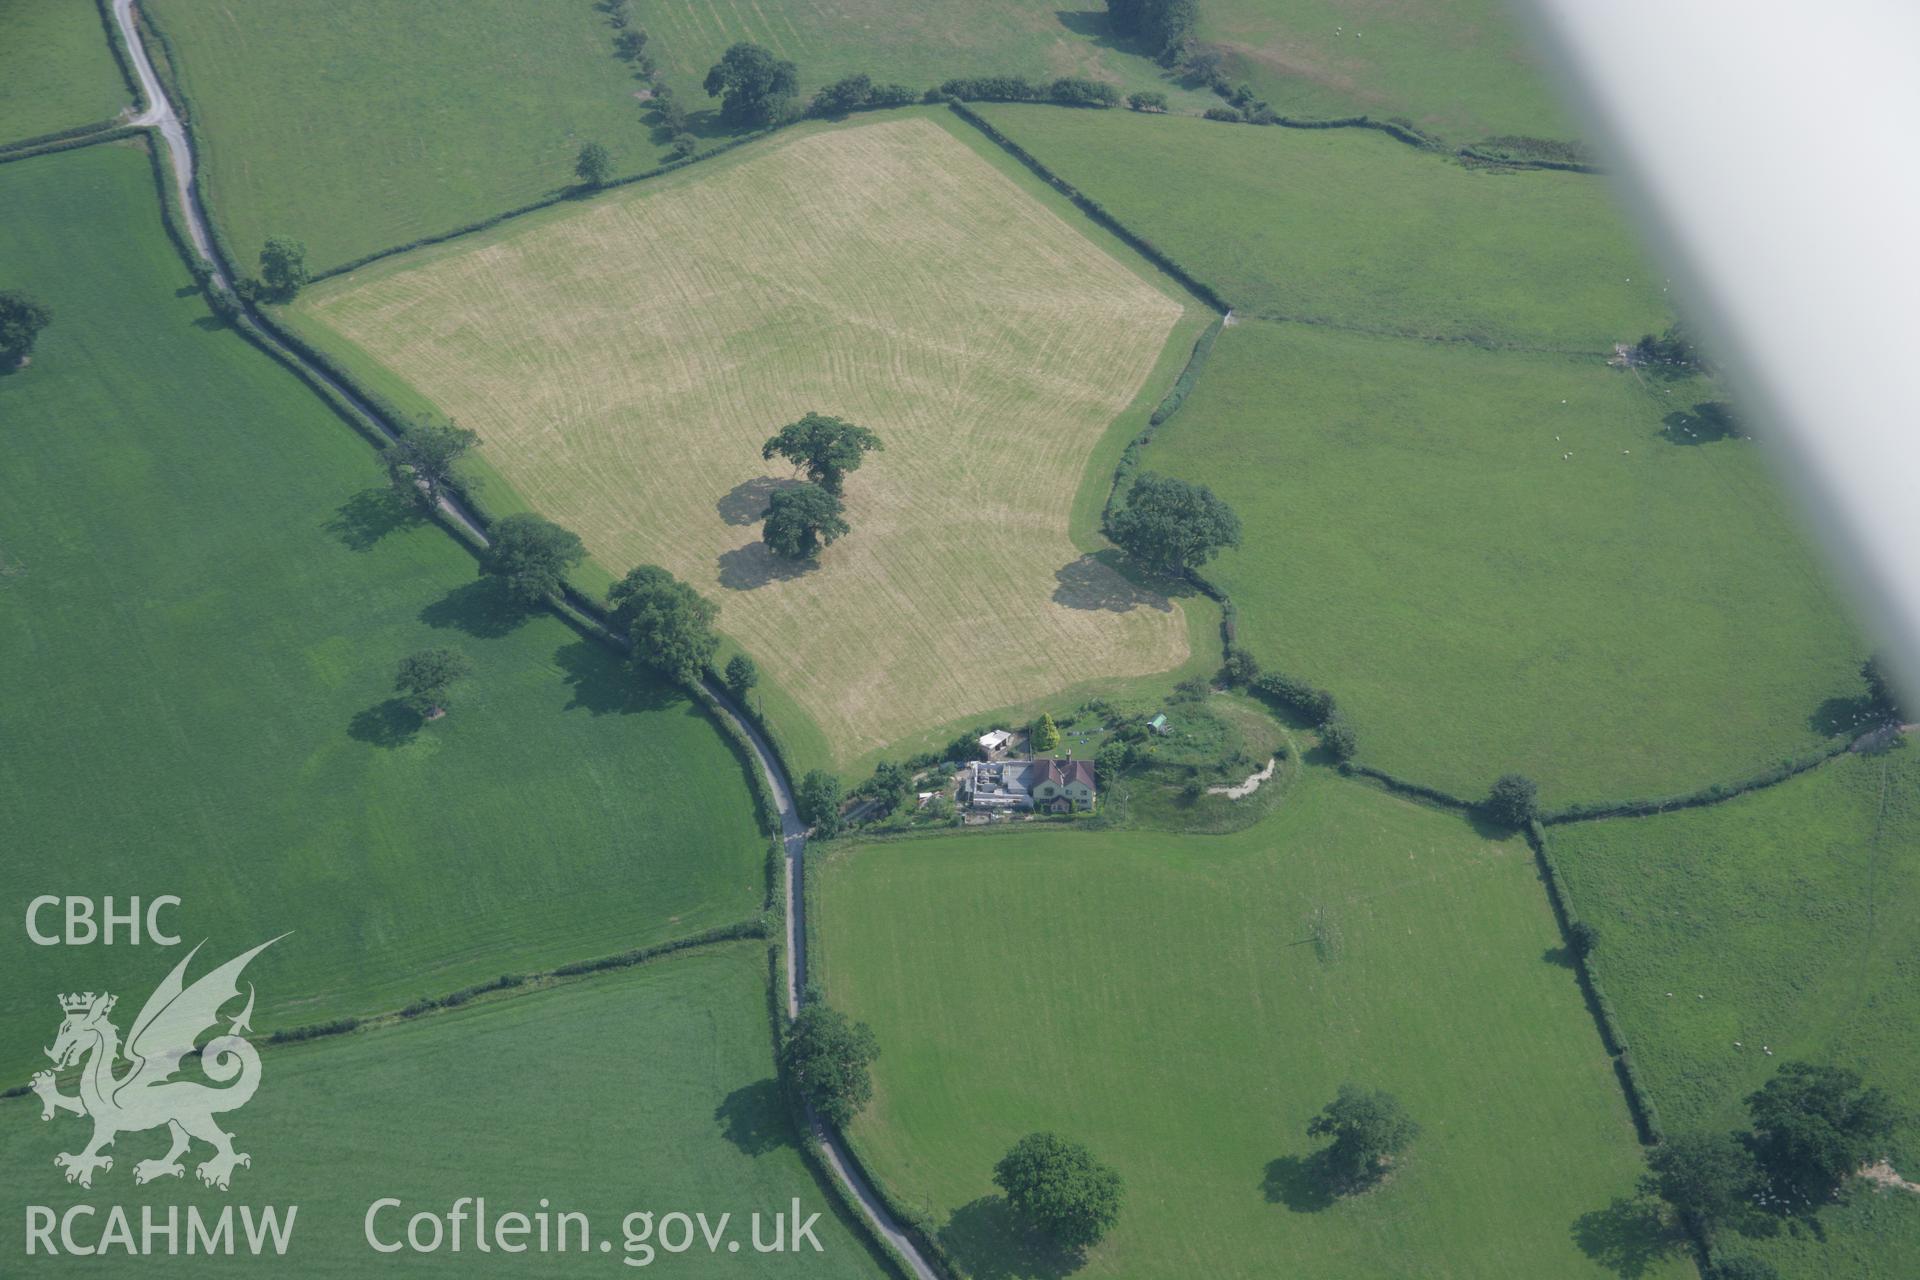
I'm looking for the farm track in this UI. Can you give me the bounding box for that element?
[109,4,938,1275]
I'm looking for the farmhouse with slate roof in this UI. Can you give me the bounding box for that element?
[963,758,1096,813]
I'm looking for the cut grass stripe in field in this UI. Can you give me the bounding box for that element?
[301,115,1195,765]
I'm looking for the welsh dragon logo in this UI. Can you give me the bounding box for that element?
[31,937,282,1190]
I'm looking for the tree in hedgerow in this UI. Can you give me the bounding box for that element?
[797,769,843,835]
[1107,473,1241,576]
[482,513,585,605]
[1746,1061,1899,1211]
[608,564,720,685]
[613,28,648,61]
[762,483,849,560]
[1219,647,1260,687]
[1104,0,1197,60]
[724,652,759,701]
[1640,1131,1765,1237]
[1319,709,1357,762]
[575,141,612,187]
[386,415,478,514]
[1566,919,1600,959]
[703,42,798,127]
[780,1000,879,1126]
[1482,773,1539,827]
[1031,712,1061,753]
[867,761,912,818]
[0,290,52,367]
[993,1132,1124,1250]
[258,236,309,299]
[1307,1084,1419,1191]
[394,647,472,720]
[810,73,873,116]
[670,131,698,159]
[762,411,884,494]
[1862,652,1909,721]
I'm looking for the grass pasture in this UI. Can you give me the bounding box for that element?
[143,0,676,272]
[974,104,1666,349]
[1550,749,1920,1276]
[298,113,1200,769]
[0,142,768,1081]
[1191,0,1576,143]
[0,0,131,145]
[1,946,890,1277]
[813,772,1676,1279]
[638,0,1216,114]
[1139,318,1864,807]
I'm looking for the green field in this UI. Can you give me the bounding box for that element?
[975,105,1664,349]
[1191,0,1576,142]
[0,0,131,145]
[0,142,769,1080]
[1140,318,1865,807]
[813,772,1677,1279]
[1551,749,1920,1276]
[640,0,1216,115]
[2,945,890,1276]
[296,112,1201,772]
[144,0,676,272]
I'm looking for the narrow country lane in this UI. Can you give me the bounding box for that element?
[108,5,938,1274]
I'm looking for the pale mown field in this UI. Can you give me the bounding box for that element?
[302,116,1190,762]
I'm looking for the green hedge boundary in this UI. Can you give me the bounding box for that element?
[1539,737,1851,825]
[95,0,141,106]
[0,124,140,168]
[947,101,1231,314]
[1103,314,1224,529]
[0,117,125,158]
[1455,146,1603,175]
[763,950,923,1280]
[1526,821,1664,1145]
[1337,761,1474,812]
[307,127,780,283]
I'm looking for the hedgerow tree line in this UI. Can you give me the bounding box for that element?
[1639,1061,1901,1275]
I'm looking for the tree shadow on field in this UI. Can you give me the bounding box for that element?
[1542,944,1575,968]
[419,578,533,639]
[325,486,425,552]
[553,639,681,716]
[1660,401,1741,446]
[713,1079,787,1157]
[1054,8,1140,56]
[1571,1197,1685,1278]
[716,476,803,527]
[1809,693,1881,738]
[1465,808,1516,842]
[1052,551,1174,614]
[717,541,817,592]
[1262,1154,1336,1212]
[348,698,421,749]
[939,1197,1085,1280]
